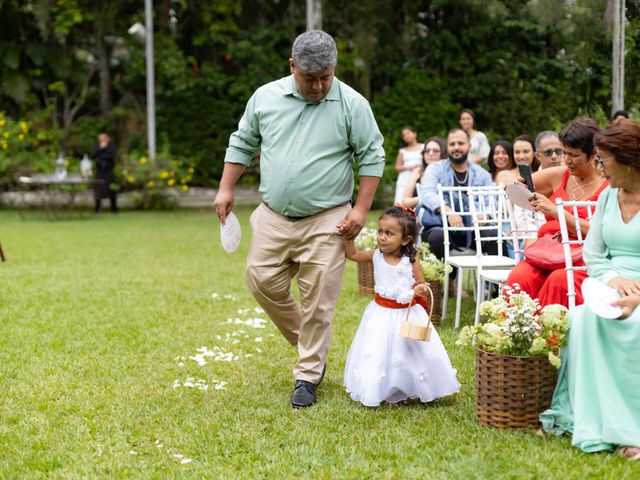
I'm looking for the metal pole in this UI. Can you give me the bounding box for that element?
[306,0,322,30]
[612,0,625,115]
[145,0,156,161]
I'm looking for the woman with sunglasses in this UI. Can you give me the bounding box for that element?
[503,119,608,307]
[540,118,640,460]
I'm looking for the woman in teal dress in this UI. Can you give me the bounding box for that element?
[540,118,640,459]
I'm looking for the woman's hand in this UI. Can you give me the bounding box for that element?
[528,192,556,217]
[607,276,640,297]
[611,294,640,319]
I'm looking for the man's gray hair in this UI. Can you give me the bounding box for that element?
[535,130,559,149]
[291,30,338,72]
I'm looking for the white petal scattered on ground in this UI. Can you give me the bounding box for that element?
[211,292,237,300]
[244,353,254,358]
[255,347,262,353]
[129,450,138,455]
[173,378,227,391]
[173,377,210,391]
[224,317,267,329]
[155,440,163,449]
[181,458,193,464]
[178,362,185,367]
[174,454,184,459]
[255,337,263,343]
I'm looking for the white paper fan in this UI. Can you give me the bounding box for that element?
[220,212,241,253]
[581,277,623,319]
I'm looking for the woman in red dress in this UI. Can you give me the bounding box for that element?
[504,119,608,307]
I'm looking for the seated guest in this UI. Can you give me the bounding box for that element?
[611,109,630,123]
[503,119,608,307]
[418,128,495,294]
[489,140,516,184]
[535,131,564,169]
[513,134,540,172]
[401,136,446,208]
[540,118,640,458]
[510,135,544,250]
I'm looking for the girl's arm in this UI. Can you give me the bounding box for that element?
[344,238,375,262]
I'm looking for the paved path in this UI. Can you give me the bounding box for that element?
[0,186,262,209]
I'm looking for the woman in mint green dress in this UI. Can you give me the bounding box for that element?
[540,119,640,460]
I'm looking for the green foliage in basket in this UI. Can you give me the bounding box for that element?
[418,243,452,283]
[456,285,569,368]
[354,226,378,250]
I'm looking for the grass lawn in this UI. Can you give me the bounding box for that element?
[0,207,636,478]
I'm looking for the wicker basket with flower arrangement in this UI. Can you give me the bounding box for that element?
[417,243,452,326]
[354,227,377,296]
[456,285,569,429]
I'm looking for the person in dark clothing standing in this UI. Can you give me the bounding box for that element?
[92,132,118,213]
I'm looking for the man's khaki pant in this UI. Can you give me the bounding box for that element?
[245,202,349,383]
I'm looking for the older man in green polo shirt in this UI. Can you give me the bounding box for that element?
[214,30,385,408]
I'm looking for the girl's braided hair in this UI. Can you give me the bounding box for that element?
[380,205,419,263]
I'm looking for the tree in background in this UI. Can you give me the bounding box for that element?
[1,0,638,197]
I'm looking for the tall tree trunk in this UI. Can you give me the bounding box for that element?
[95,14,112,115]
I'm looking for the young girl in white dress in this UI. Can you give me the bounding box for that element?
[343,205,460,407]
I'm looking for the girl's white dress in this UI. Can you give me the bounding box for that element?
[344,250,460,407]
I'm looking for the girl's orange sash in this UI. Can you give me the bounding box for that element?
[374,294,429,311]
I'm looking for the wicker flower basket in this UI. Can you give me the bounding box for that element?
[357,260,375,296]
[476,348,558,429]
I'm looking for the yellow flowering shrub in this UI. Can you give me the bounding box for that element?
[119,150,194,209]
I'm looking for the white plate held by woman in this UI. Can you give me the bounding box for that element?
[220,212,241,253]
[581,277,623,319]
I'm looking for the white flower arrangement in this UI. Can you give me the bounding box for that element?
[456,285,569,368]
[418,243,452,283]
[354,226,378,250]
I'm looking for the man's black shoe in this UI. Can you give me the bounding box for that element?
[291,380,317,408]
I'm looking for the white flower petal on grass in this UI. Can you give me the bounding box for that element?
[129,450,138,455]
[155,440,163,449]
[255,337,263,343]
[211,293,220,299]
[173,377,210,391]
[181,458,193,464]
[174,454,184,459]
[255,347,262,353]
